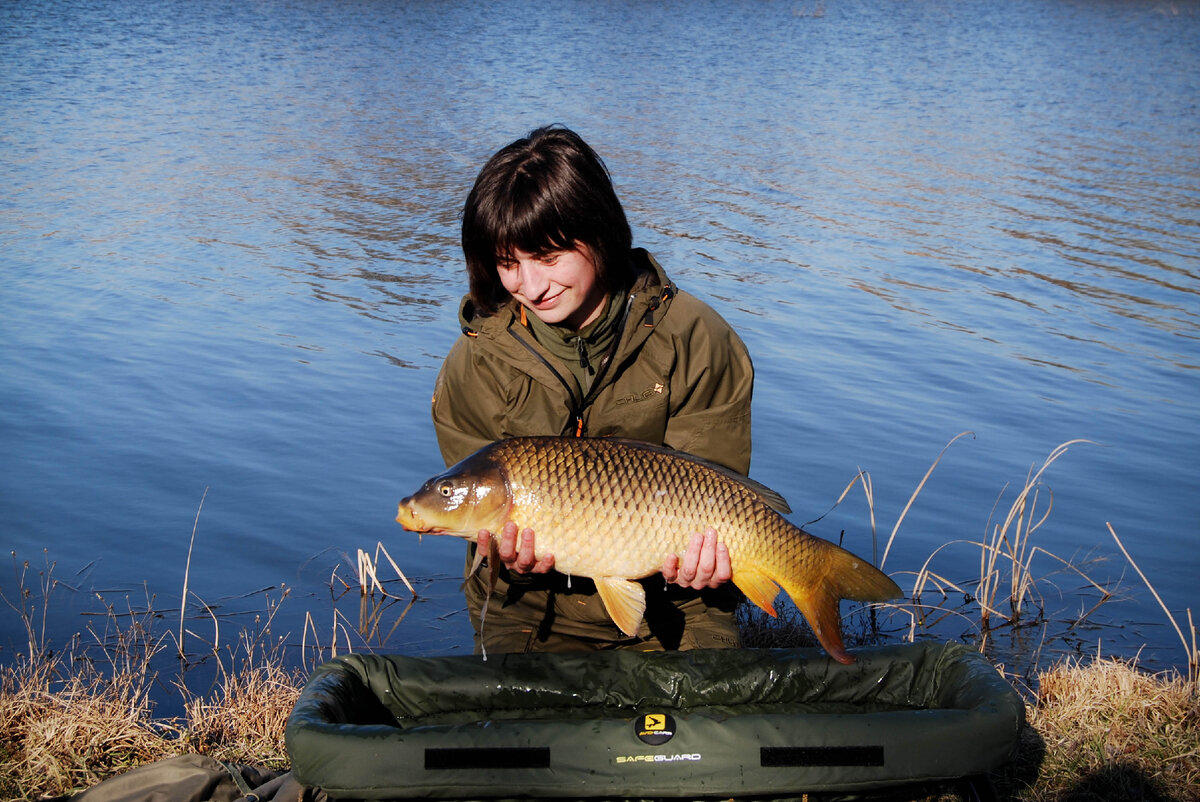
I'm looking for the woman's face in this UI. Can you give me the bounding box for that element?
[497,243,607,331]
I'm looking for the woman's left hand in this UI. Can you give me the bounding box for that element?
[662,527,732,590]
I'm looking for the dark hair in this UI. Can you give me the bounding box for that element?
[461,125,633,316]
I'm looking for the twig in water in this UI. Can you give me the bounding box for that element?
[352,541,419,600]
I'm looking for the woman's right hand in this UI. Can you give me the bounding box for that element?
[477,521,555,574]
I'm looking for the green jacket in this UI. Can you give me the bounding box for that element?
[431,249,753,651]
[432,249,753,473]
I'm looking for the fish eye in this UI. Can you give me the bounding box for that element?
[438,482,453,497]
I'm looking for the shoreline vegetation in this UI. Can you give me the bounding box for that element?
[3,439,1197,801]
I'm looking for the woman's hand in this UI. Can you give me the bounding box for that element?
[477,521,555,574]
[662,527,732,590]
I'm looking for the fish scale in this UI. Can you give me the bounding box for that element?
[396,436,902,663]
[495,437,785,578]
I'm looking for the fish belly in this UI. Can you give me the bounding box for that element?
[509,498,703,580]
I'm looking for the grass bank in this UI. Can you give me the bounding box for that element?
[2,620,1196,801]
[0,606,301,799]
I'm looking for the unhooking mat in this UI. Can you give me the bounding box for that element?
[285,641,1024,800]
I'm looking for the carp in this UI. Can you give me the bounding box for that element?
[396,436,902,663]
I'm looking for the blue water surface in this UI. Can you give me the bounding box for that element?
[2,0,1197,678]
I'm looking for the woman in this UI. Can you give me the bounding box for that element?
[432,125,755,654]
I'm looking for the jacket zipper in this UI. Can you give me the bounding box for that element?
[507,328,586,436]
[580,293,634,410]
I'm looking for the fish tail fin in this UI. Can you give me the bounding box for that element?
[819,541,904,605]
[795,542,901,664]
[790,578,853,665]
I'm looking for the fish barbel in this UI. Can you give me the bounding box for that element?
[395,436,901,663]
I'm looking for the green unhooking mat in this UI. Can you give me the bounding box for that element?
[285,641,1023,800]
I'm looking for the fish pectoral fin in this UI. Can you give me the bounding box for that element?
[468,546,487,576]
[594,577,647,637]
[459,537,501,592]
[459,544,487,591]
[733,564,781,617]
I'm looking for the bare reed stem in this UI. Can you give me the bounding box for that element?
[179,488,209,658]
[880,430,974,570]
[1107,522,1198,683]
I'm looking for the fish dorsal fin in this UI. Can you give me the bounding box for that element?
[605,438,792,514]
[593,576,647,637]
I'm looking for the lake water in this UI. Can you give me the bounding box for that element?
[2,0,1197,682]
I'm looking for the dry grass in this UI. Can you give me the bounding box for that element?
[0,616,177,798]
[4,586,1199,802]
[0,632,304,799]
[176,623,304,769]
[0,555,304,799]
[997,656,1200,801]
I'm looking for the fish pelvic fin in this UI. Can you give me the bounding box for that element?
[731,565,781,617]
[459,538,501,593]
[594,577,647,637]
[458,537,496,588]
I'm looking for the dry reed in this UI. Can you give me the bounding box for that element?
[1108,522,1199,685]
[302,541,419,669]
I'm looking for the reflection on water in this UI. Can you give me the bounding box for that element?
[1,0,1197,673]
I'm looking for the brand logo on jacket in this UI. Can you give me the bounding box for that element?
[615,382,666,407]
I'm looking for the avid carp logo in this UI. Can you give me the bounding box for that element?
[615,713,701,765]
[634,712,676,745]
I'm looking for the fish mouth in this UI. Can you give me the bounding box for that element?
[395,502,427,531]
[395,501,455,534]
